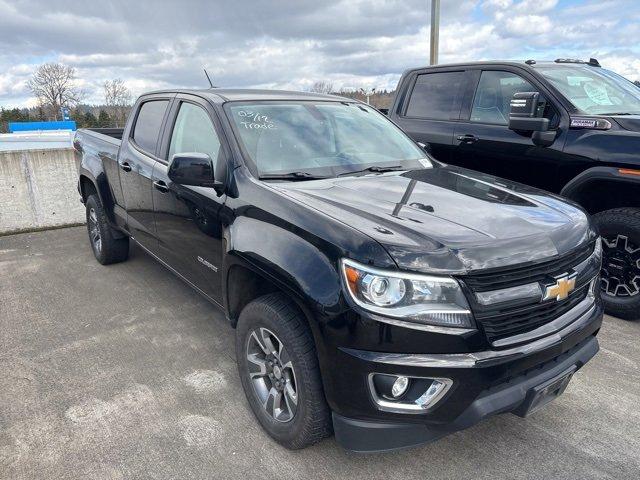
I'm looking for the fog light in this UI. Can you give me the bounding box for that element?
[392,376,409,398]
[369,373,453,414]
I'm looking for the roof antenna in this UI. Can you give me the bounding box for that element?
[204,68,215,88]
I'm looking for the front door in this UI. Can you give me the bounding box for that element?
[451,69,567,192]
[119,98,171,250]
[151,98,227,303]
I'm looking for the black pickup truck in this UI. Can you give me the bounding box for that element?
[75,89,602,452]
[388,59,640,320]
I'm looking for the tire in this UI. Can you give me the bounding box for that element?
[592,208,640,320]
[235,293,332,449]
[85,194,129,265]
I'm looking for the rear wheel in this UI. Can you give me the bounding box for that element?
[235,293,332,449]
[85,194,129,265]
[593,208,640,320]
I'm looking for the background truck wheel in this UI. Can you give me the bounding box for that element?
[593,208,640,320]
[85,194,129,265]
[235,293,332,449]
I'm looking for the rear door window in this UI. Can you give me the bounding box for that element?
[405,71,465,120]
[132,100,169,155]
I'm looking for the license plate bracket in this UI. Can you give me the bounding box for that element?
[513,365,577,417]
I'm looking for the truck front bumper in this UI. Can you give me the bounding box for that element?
[327,299,602,452]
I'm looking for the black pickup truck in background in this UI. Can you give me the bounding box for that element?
[388,59,640,320]
[75,88,602,452]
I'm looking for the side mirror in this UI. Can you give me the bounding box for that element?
[508,92,549,132]
[168,152,222,191]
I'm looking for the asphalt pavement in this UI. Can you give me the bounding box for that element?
[1,226,639,479]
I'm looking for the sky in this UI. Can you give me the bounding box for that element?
[1,0,639,108]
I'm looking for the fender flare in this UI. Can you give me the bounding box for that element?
[78,166,120,230]
[561,166,640,201]
[222,216,344,333]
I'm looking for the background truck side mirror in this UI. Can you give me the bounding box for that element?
[508,91,556,147]
[168,152,223,192]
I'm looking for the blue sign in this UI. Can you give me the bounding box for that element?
[61,107,71,121]
[8,121,77,132]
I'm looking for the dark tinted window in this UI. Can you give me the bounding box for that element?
[470,70,558,127]
[471,71,535,125]
[132,100,169,154]
[405,72,464,120]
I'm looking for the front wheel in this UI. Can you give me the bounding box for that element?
[593,208,640,320]
[235,293,332,449]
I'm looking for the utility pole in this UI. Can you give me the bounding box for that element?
[430,0,440,65]
[359,87,376,105]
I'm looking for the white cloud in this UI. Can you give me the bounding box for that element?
[0,0,639,107]
[503,15,553,36]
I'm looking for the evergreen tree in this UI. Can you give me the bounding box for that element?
[97,109,111,128]
[83,111,98,128]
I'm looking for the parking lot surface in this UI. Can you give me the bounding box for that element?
[1,226,639,479]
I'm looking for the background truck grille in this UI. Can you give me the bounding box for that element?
[461,241,596,344]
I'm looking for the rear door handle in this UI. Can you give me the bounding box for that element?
[457,134,479,144]
[153,180,169,193]
[120,162,132,172]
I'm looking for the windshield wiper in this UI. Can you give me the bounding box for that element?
[598,112,638,116]
[337,165,404,177]
[259,171,329,181]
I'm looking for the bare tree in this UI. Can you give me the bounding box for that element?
[104,78,133,128]
[27,63,82,120]
[309,80,334,94]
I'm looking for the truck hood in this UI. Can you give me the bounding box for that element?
[275,166,594,274]
[611,114,640,132]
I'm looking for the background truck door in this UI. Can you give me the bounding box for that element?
[151,96,227,303]
[392,69,468,163]
[118,96,172,250]
[451,68,567,191]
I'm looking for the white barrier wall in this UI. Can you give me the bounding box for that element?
[0,148,85,235]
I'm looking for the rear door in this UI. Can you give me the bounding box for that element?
[451,68,568,191]
[118,95,173,250]
[392,69,469,162]
[151,95,228,303]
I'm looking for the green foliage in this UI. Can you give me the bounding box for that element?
[0,107,32,133]
[97,109,112,127]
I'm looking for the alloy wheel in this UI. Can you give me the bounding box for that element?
[88,208,102,254]
[601,234,640,297]
[246,327,298,423]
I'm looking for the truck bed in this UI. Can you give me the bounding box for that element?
[74,128,121,163]
[79,128,124,144]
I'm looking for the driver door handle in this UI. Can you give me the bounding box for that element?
[457,134,479,144]
[120,162,132,172]
[153,180,169,193]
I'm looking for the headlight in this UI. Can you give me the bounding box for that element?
[341,259,473,328]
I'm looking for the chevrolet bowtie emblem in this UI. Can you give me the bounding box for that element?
[543,273,577,301]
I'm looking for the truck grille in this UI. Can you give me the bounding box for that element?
[461,242,596,344]
[473,283,590,343]
[463,242,594,292]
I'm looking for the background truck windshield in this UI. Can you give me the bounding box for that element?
[227,102,430,177]
[536,65,640,115]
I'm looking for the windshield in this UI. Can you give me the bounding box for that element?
[536,65,640,115]
[226,101,431,178]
